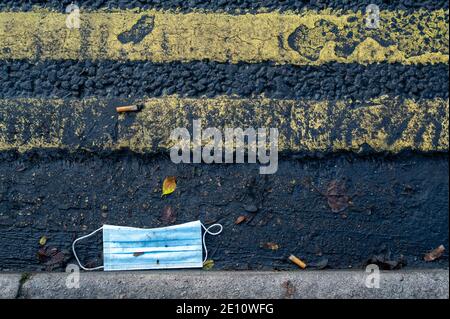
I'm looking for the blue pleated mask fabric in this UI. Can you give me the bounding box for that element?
[72,221,223,271]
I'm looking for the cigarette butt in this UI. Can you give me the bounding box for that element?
[116,105,140,113]
[289,255,307,269]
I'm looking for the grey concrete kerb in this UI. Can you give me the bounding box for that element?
[0,273,21,299]
[1,270,448,299]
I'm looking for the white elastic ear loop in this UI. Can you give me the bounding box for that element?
[72,226,104,271]
[201,223,223,263]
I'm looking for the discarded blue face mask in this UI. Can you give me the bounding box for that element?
[72,221,223,271]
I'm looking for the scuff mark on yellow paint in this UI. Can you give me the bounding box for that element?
[0,9,448,64]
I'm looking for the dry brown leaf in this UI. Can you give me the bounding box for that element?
[162,176,177,196]
[46,251,64,266]
[424,245,445,262]
[235,215,247,225]
[45,252,65,271]
[161,206,177,224]
[326,180,350,213]
[37,247,49,262]
[38,246,56,259]
[38,248,65,271]
[263,242,279,250]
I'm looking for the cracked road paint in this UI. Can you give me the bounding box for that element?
[0,96,448,154]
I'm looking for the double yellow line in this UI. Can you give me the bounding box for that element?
[0,9,448,155]
[0,9,448,64]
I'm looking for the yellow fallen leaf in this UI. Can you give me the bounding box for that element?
[39,236,47,246]
[162,176,177,196]
[203,259,214,270]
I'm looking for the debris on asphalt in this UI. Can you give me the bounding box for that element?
[365,249,407,270]
[303,178,351,213]
[234,215,247,225]
[244,204,258,213]
[310,258,329,270]
[203,259,214,270]
[262,242,279,250]
[15,164,27,172]
[162,176,177,196]
[289,255,307,269]
[325,180,351,213]
[161,206,177,224]
[133,252,145,257]
[37,247,57,262]
[39,236,47,246]
[37,246,66,271]
[424,245,445,262]
[45,251,65,271]
[37,247,48,262]
[116,104,142,113]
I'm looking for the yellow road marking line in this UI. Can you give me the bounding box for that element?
[0,96,447,153]
[0,9,448,64]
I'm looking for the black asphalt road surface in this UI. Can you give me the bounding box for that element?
[0,0,448,12]
[1,61,448,100]
[0,151,448,271]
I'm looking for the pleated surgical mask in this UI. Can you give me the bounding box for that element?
[72,221,223,271]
